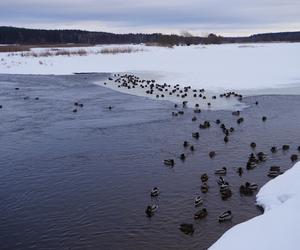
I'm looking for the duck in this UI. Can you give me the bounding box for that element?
[290,154,298,162]
[192,132,200,139]
[182,101,188,108]
[179,223,194,235]
[164,159,175,166]
[232,111,240,116]
[199,121,211,129]
[190,145,195,152]
[267,171,282,178]
[237,117,244,124]
[271,146,277,153]
[145,205,158,217]
[192,116,197,122]
[183,141,189,148]
[250,142,256,149]
[194,208,208,220]
[201,183,209,193]
[150,187,159,197]
[246,161,257,170]
[282,145,290,151]
[262,116,267,122]
[267,166,282,178]
[217,177,228,185]
[221,189,232,199]
[237,167,243,176]
[72,109,78,113]
[220,183,230,192]
[194,196,203,206]
[298,146,300,152]
[219,210,232,222]
[239,185,253,196]
[246,182,258,191]
[201,173,208,182]
[179,154,186,161]
[257,152,267,161]
[215,167,227,175]
[224,136,229,143]
[209,151,216,158]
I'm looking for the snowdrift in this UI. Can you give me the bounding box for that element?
[209,161,300,250]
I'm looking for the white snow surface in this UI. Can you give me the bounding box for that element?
[209,161,300,250]
[1,43,300,95]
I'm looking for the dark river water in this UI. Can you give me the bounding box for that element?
[0,74,299,250]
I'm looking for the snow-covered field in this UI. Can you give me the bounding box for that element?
[210,161,300,250]
[1,43,300,95]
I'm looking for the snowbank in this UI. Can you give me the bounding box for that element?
[209,161,300,250]
[1,43,300,94]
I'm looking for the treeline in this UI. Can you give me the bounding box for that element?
[0,26,205,46]
[1,26,300,45]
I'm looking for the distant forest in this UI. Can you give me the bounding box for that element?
[1,26,300,45]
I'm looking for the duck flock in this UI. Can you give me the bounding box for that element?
[102,73,299,235]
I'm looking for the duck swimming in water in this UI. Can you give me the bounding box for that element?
[246,182,258,191]
[145,205,158,217]
[282,145,290,151]
[201,173,208,182]
[179,224,194,235]
[194,196,203,206]
[192,132,200,139]
[240,184,253,196]
[268,166,283,178]
[215,167,227,175]
[179,153,186,161]
[194,208,208,220]
[291,154,298,162]
[209,151,216,158]
[151,187,159,197]
[217,177,228,186]
[219,210,232,222]
[164,159,175,166]
[257,152,267,161]
[224,136,229,143]
[201,183,209,193]
[271,146,277,153]
[221,189,232,199]
[220,183,230,191]
[237,167,243,176]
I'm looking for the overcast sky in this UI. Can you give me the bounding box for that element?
[1,0,300,36]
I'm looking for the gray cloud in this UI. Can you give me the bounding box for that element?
[1,0,300,35]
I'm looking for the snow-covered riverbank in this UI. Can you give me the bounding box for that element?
[1,43,300,95]
[209,161,300,250]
